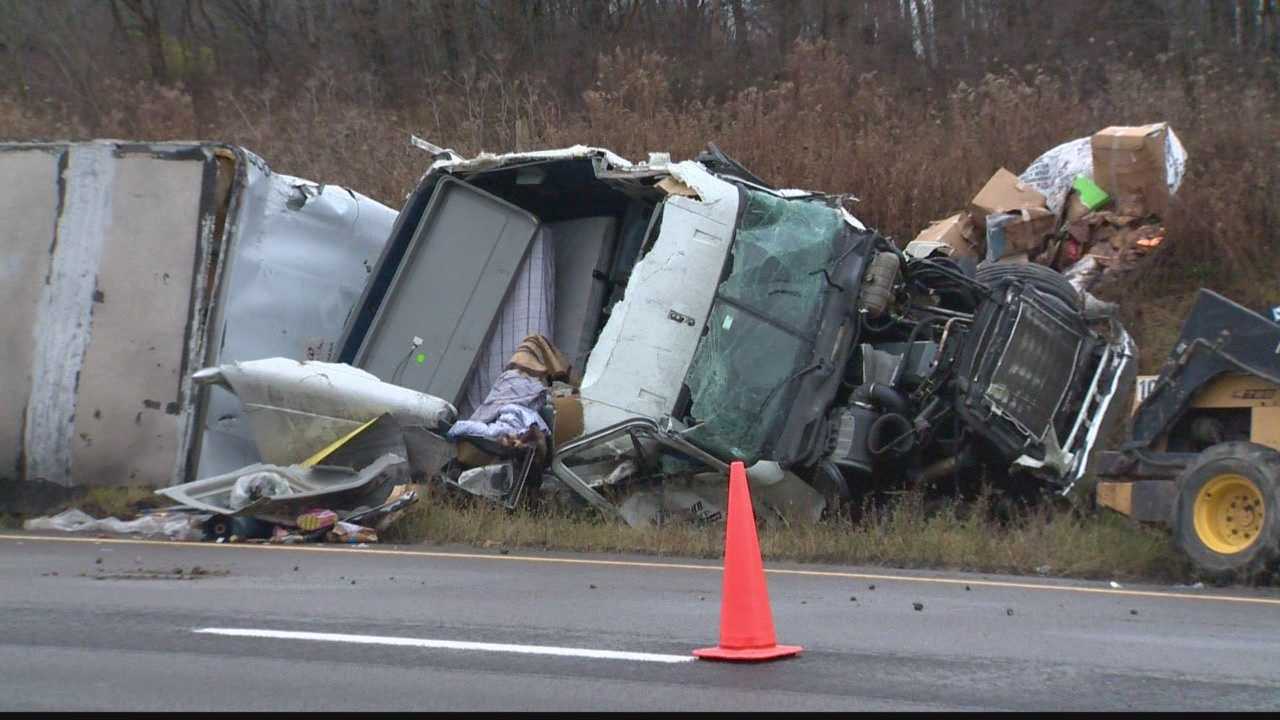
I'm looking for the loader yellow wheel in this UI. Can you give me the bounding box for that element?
[1192,473,1264,554]
[1173,442,1280,584]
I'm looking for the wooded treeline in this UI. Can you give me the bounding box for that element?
[4,1,1278,121]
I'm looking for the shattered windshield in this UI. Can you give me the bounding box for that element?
[682,189,845,463]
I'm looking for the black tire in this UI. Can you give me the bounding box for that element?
[976,262,1082,310]
[1173,441,1280,584]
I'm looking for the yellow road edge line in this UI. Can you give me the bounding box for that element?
[4,533,1278,607]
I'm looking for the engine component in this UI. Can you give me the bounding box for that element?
[859,251,901,318]
[868,412,915,456]
[830,404,880,472]
[829,383,912,471]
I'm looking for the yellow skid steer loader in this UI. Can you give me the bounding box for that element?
[1094,289,1280,582]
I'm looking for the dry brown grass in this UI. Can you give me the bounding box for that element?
[5,43,1270,371]
[7,482,1192,583]
[384,486,1192,583]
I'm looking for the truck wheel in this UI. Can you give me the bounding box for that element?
[975,262,1082,310]
[1173,442,1280,583]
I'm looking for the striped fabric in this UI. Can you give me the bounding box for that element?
[458,226,555,418]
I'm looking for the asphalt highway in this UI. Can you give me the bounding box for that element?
[2,533,1278,711]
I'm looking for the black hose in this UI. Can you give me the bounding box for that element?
[894,317,942,386]
[851,383,909,415]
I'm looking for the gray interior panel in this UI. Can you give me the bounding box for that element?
[354,177,539,406]
[549,216,617,373]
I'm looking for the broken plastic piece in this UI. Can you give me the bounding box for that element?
[192,358,455,465]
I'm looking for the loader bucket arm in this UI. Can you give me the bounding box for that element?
[1127,289,1280,449]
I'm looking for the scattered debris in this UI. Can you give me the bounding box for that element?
[24,508,206,541]
[92,566,228,581]
[328,522,378,544]
[156,451,408,526]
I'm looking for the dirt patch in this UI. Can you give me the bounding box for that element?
[87,565,227,581]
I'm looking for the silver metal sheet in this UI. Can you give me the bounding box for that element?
[194,154,397,479]
[353,177,540,406]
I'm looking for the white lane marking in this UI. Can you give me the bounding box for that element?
[193,627,694,664]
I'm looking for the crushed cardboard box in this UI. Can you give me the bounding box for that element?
[911,212,979,258]
[1001,207,1057,255]
[970,168,1048,229]
[985,207,1056,261]
[1091,124,1169,218]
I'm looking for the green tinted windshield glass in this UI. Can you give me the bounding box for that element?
[682,190,844,463]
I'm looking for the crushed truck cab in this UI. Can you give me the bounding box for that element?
[337,143,1135,519]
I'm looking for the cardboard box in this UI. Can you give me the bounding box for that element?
[1002,207,1057,254]
[970,168,1048,229]
[912,212,978,258]
[986,207,1056,261]
[1091,124,1168,218]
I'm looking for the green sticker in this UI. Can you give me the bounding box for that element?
[415,353,426,364]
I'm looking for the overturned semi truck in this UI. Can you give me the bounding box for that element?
[333,142,1137,521]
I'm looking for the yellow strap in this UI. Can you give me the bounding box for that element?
[299,416,380,467]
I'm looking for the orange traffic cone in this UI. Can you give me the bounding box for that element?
[693,460,802,662]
